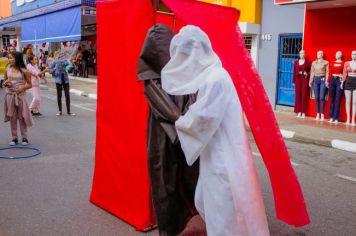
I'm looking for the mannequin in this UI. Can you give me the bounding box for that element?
[309,50,329,121]
[293,50,311,118]
[328,51,344,124]
[342,50,356,126]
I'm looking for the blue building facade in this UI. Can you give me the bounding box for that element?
[0,0,97,48]
[11,0,66,15]
[11,0,96,15]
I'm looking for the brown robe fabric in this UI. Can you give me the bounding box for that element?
[137,24,199,236]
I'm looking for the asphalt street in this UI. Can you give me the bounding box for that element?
[0,87,355,236]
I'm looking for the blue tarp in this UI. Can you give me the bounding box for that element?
[21,7,81,44]
[21,16,46,44]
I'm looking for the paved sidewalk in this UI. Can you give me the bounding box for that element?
[41,76,356,154]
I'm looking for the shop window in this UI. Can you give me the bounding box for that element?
[82,0,96,7]
[281,37,302,59]
[243,34,253,54]
[2,36,10,47]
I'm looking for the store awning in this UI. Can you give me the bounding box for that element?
[21,6,81,44]
[0,21,21,31]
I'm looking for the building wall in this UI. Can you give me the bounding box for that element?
[304,6,356,121]
[201,0,262,65]
[11,0,66,15]
[201,0,261,24]
[231,0,261,24]
[258,1,304,107]
[0,0,12,18]
[0,0,12,50]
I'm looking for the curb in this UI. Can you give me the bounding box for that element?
[247,125,356,154]
[68,89,97,100]
[69,76,97,84]
[279,128,356,154]
[69,89,84,96]
[331,140,356,153]
[44,84,97,100]
[280,129,295,139]
[88,93,97,100]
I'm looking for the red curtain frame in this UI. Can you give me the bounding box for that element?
[90,0,155,231]
[91,0,310,231]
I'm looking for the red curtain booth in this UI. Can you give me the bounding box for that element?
[90,0,155,231]
[91,0,309,231]
[304,7,356,121]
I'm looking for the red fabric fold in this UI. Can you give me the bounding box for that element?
[162,0,310,227]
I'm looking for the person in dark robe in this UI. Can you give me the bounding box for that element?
[137,24,201,236]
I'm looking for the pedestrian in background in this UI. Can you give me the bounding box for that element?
[39,49,47,71]
[8,46,16,54]
[3,51,33,146]
[72,46,83,77]
[23,48,33,64]
[27,55,48,117]
[82,45,90,78]
[50,60,75,116]
[0,53,8,88]
[2,48,8,58]
[47,52,55,77]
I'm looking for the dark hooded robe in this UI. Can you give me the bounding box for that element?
[137,24,199,236]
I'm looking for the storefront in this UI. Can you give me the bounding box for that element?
[275,0,356,121]
[0,0,97,75]
[0,0,17,51]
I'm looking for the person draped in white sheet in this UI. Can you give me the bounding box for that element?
[161,25,270,236]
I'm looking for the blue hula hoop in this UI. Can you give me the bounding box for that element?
[0,146,42,159]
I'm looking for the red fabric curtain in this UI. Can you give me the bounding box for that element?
[161,0,310,227]
[91,0,309,230]
[90,0,155,231]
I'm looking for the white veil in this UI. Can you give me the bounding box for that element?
[161,25,222,95]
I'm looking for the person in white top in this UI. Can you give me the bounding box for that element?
[26,56,48,116]
[162,25,269,236]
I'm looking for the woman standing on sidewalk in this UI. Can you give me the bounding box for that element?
[3,51,33,146]
[50,60,75,116]
[27,56,48,117]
